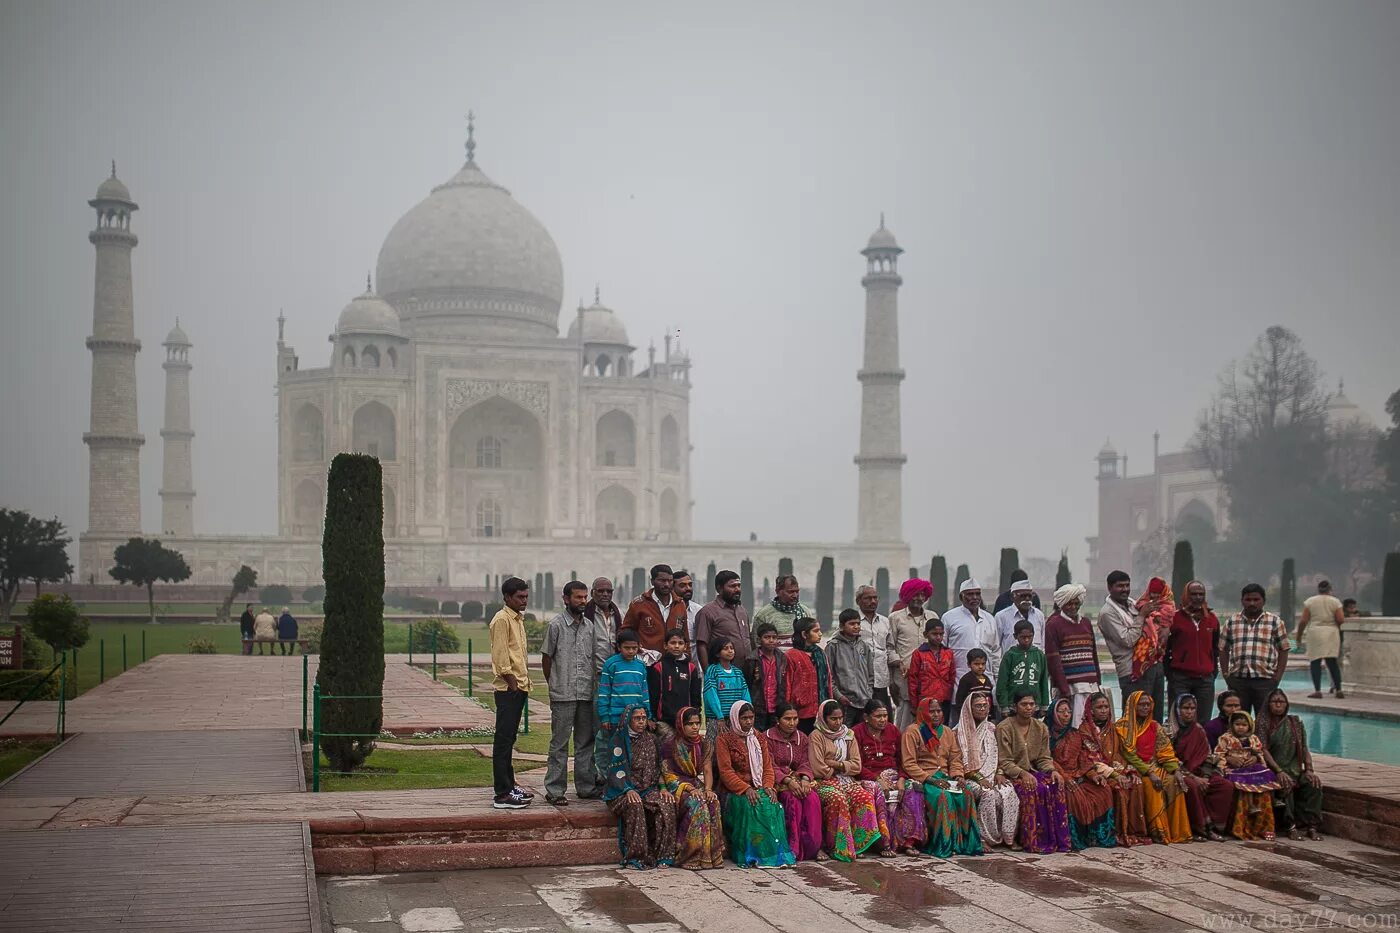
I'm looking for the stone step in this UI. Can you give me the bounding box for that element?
[1320,810,1400,851]
[1322,786,1400,826]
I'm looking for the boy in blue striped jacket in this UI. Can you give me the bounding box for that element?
[596,629,651,729]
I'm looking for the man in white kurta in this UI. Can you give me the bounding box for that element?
[995,579,1045,653]
[942,579,1001,681]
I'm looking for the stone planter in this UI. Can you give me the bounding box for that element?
[1341,616,1400,698]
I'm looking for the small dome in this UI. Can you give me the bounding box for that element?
[163,320,190,346]
[1326,382,1377,430]
[866,225,899,250]
[568,299,631,347]
[337,286,402,337]
[1098,438,1118,459]
[95,165,133,203]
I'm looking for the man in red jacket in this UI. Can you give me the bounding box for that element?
[1165,580,1220,717]
[621,563,688,659]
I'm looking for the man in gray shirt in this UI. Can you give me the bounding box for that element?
[1096,569,1163,722]
[540,580,606,804]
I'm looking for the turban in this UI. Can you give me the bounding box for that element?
[959,578,982,594]
[1053,583,1087,609]
[1010,579,1035,594]
[899,578,933,603]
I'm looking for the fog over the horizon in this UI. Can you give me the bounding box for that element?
[2,1,1398,583]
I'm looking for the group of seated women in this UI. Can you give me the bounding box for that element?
[596,684,1324,870]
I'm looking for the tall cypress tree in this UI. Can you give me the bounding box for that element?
[875,567,891,611]
[1055,551,1072,588]
[954,563,971,598]
[999,548,1020,595]
[1279,558,1296,629]
[778,556,794,580]
[908,566,919,581]
[316,454,385,774]
[1171,541,1195,599]
[544,572,555,610]
[816,556,835,629]
[841,568,855,612]
[1382,552,1400,616]
[705,561,717,602]
[631,567,646,604]
[929,555,948,614]
[740,559,754,611]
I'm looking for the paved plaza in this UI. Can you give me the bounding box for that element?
[319,834,1400,933]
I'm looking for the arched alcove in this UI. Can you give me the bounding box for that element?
[596,409,636,467]
[292,404,324,462]
[660,415,680,472]
[351,401,396,461]
[596,485,635,541]
[447,396,545,539]
[293,479,323,536]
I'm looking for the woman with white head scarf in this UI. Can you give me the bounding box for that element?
[957,691,1019,845]
[714,700,795,867]
[1045,583,1101,726]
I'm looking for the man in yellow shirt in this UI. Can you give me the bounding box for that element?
[491,577,533,809]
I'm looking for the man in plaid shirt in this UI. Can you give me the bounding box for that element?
[1221,582,1290,717]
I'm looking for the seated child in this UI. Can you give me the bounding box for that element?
[1214,711,1282,840]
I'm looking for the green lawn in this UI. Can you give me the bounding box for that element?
[314,748,543,791]
[384,726,554,756]
[0,739,57,783]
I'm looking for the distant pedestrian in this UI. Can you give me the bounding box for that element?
[239,603,255,656]
[490,576,534,810]
[1297,580,1344,699]
[276,607,298,654]
[253,607,277,655]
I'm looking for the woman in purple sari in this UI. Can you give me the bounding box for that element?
[765,702,825,860]
[994,690,1071,853]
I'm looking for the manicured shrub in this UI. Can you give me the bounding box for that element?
[440,600,460,616]
[816,556,835,628]
[460,601,484,622]
[929,555,949,614]
[410,618,460,653]
[0,669,59,700]
[187,636,218,654]
[1171,541,1194,600]
[260,584,293,605]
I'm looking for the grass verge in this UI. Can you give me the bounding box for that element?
[0,738,58,783]
[314,748,543,791]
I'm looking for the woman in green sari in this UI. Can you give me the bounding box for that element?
[1256,689,1324,840]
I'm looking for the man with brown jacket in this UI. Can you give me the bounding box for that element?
[621,563,688,658]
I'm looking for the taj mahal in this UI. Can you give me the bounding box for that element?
[77,118,912,589]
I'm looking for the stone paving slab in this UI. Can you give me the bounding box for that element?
[0,654,492,735]
[318,834,1400,933]
[1287,689,1400,723]
[0,729,303,798]
[0,822,320,932]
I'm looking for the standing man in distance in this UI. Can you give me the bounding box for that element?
[239,602,256,656]
[673,569,704,664]
[995,579,1045,653]
[752,574,813,648]
[540,580,602,805]
[622,564,688,660]
[694,570,751,668]
[855,584,894,711]
[942,579,1000,682]
[1165,581,1220,718]
[1221,583,1289,717]
[490,577,534,809]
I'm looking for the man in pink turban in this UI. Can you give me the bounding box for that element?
[889,578,937,729]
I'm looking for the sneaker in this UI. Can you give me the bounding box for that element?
[493,790,530,810]
[512,786,536,800]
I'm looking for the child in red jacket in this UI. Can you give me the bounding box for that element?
[906,617,956,723]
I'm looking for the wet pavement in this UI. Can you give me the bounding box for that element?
[319,833,1400,932]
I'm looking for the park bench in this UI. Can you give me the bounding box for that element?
[247,637,309,654]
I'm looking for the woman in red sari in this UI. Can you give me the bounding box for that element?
[1169,694,1230,841]
[1081,692,1152,847]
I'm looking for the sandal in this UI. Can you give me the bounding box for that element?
[545,794,569,806]
[1288,829,1305,841]
[816,850,831,861]
[1335,692,1346,699]
[878,847,897,858]
[1308,692,1323,699]
[1306,828,1322,841]
[901,847,922,858]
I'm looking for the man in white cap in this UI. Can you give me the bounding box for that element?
[1045,583,1101,725]
[995,578,1044,653]
[942,579,1000,682]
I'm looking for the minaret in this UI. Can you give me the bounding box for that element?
[855,215,907,541]
[84,164,144,534]
[159,320,195,536]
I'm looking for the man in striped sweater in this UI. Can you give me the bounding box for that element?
[1044,583,1101,726]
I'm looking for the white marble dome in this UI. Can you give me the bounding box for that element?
[95,172,132,203]
[568,300,631,347]
[337,288,402,337]
[376,157,564,336]
[865,224,900,251]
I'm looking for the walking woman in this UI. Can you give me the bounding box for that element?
[856,699,928,856]
[1256,689,1324,840]
[765,702,825,860]
[599,703,678,869]
[1117,690,1192,844]
[956,692,1018,846]
[659,706,726,869]
[1169,694,1231,841]
[902,697,982,857]
[715,701,796,867]
[1047,696,1118,850]
[995,690,1072,853]
[809,699,889,861]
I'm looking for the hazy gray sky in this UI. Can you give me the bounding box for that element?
[3,1,1398,581]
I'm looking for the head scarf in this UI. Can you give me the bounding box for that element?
[1079,691,1120,759]
[728,700,765,786]
[1046,697,1075,749]
[1255,688,1304,755]
[1053,583,1087,612]
[602,702,649,801]
[956,691,990,774]
[1131,577,1176,680]
[899,578,933,604]
[916,696,946,745]
[1117,689,1158,762]
[1169,693,1199,733]
[816,699,851,760]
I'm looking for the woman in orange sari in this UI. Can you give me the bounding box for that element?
[1116,690,1192,843]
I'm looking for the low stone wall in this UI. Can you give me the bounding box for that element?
[1340,616,1400,699]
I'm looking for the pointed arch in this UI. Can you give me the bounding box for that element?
[659,488,679,537]
[292,404,324,462]
[351,401,396,461]
[447,396,545,540]
[595,485,635,541]
[596,409,636,467]
[660,415,680,472]
[293,479,323,536]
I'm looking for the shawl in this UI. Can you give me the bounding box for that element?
[816,699,852,761]
[602,703,649,801]
[1046,697,1075,750]
[660,706,706,792]
[1117,690,1160,762]
[1079,692,1123,763]
[1131,577,1175,681]
[955,692,992,775]
[771,596,802,615]
[916,696,945,746]
[794,641,830,701]
[1255,690,1306,766]
[729,700,765,787]
[1169,693,1212,773]
[764,723,814,780]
